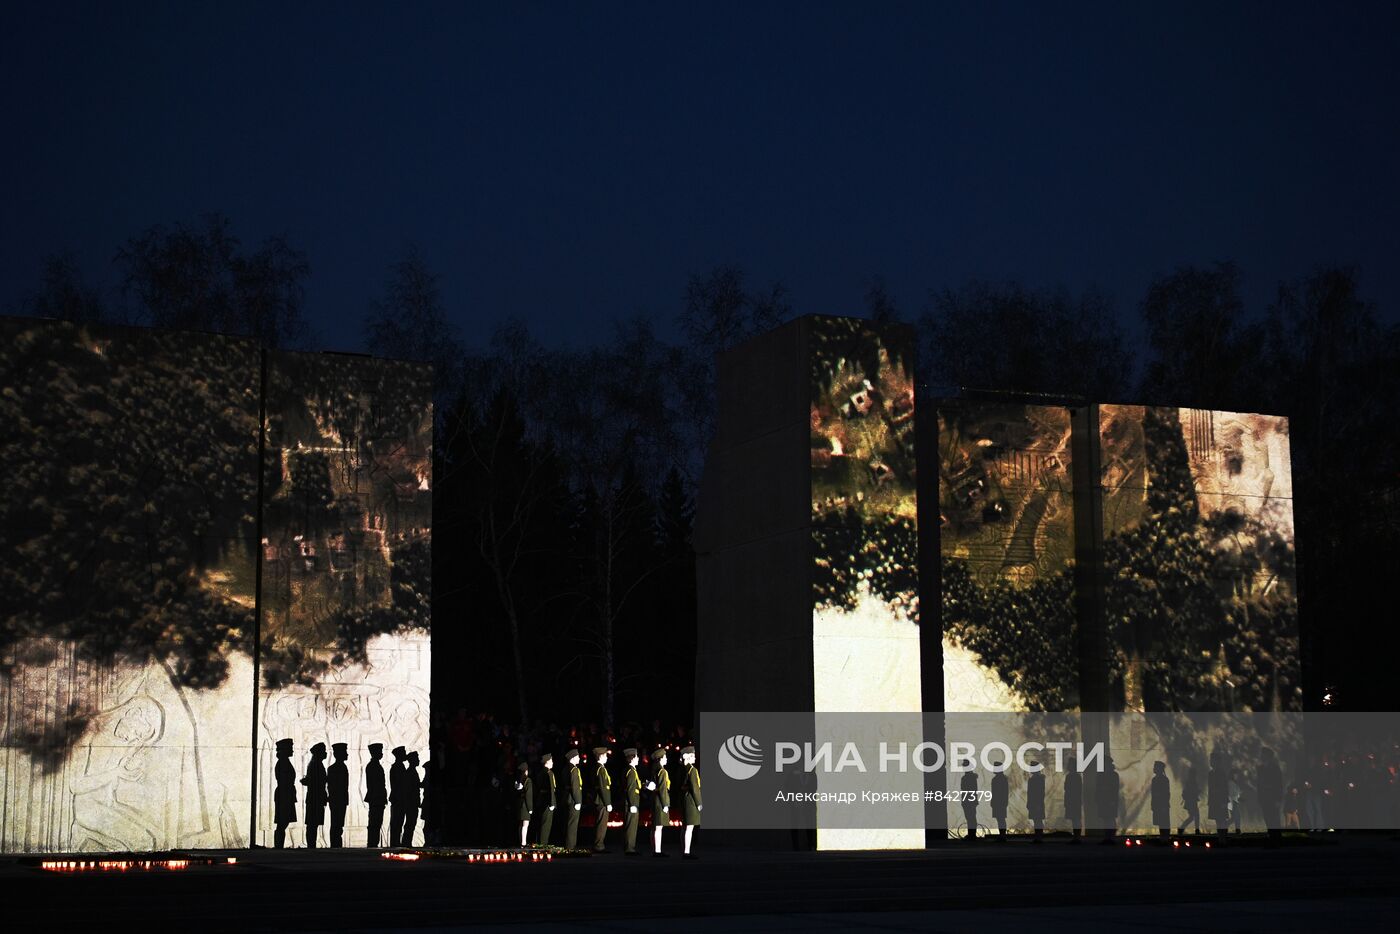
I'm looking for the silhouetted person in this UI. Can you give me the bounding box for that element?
[328,742,349,847]
[401,751,422,846]
[990,762,1009,839]
[1026,762,1045,842]
[1064,768,1083,843]
[273,738,296,849]
[302,741,328,848]
[388,746,409,846]
[420,757,436,845]
[536,752,557,845]
[960,769,979,841]
[1151,761,1171,837]
[1208,749,1230,839]
[515,761,533,847]
[1257,747,1283,841]
[1096,756,1119,844]
[364,743,387,847]
[1178,764,1202,835]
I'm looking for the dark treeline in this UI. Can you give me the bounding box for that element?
[14,216,1400,716]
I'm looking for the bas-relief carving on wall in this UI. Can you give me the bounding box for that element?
[1,643,253,853]
[254,632,430,847]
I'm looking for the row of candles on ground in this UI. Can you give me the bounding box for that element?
[381,850,553,863]
[1116,838,1214,849]
[40,856,237,872]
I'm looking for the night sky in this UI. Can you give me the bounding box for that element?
[4,1,1397,352]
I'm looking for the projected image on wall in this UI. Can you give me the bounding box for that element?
[1099,405,1300,714]
[938,404,1078,713]
[254,352,432,847]
[0,320,432,854]
[809,318,919,712]
[0,320,260,853]
[809,317,921,850]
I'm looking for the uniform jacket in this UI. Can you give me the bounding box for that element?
[624,767,641,809]
[274,757,297,823]
[538,766,558,810]
[1151,773,1171,824]
[302,759,328,814]
[1063,770,1083,819]
[517,775,534,821]
[364,760,387,806]
[567,764,583,807]
[594,764,613,808]
[652,766,671,819]
[1026,771,1046,820]
[990,771,1009,817]
[328,761,349,808]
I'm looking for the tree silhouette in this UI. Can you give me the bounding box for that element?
[118,213,310,349]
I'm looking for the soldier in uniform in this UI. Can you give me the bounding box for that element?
[564,747,583,849]
[648,747,670,856]
[960,768,980,841]
[1026,760,1046,843]
[990,760,1009,839]
[1151,760,1171,837]
[273,738,296,849]
[622,748,642,855]
[1096,755,1120,845]
[536,752,557,845]
[364,743,387,847]
[302,741,328,848]
[1064,766,1083,843]
[515,761,533,847]
[388,746,409,846]
[328,742,350,847]
[681,745,702,859]
[592,746,613,852]
[402,750,423,846]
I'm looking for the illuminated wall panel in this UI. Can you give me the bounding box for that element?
[937,403,1078,713]
[1098,405,1299,714]
[0,319,431,853]
[253,351,432,847]
[0,320,259,853]
[808,318,923,850]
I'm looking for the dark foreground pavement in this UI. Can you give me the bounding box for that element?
[3,835,1397,932]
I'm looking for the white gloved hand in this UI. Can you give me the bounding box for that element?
[646,781,656,791]
[574,804,581,811]
[514,781,523,791]
[548,805,555,811]
[698,805,703,811]
[629,806,638,814]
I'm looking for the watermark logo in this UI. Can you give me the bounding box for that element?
[718,734,764,780]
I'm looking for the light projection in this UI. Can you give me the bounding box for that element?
[938,403,1078,713]
[0,319,431,853]
[1098,405,1299,714]
[808,317,922,849]
[253,351,432,848]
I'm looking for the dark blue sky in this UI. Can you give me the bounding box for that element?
[4,1,1397,352]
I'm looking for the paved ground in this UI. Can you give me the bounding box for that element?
[3,835,1397,931]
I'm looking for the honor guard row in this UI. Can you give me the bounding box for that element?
[523,745,702,858]
[272,739,424,849]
